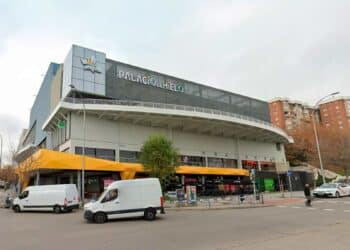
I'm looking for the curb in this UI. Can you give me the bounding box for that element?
[165,204,274,211]
[165,198,305,211]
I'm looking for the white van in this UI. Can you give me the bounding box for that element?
[12,184,80,213]
[84,178,165,223]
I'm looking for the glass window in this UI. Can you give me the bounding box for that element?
[208,157,224,168]
[19,190,29,199]
[181,155,206,166]
[185,83,201,97]
[201,88,230,104]
[223,159,238,168]
[102,189,118,203]
[96,148,115,161]
[75,147,95,157]
[75,147,115,161]
[119,150,140,163]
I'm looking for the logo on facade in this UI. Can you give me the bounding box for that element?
[117,69,185,93]
[81,56,101,73]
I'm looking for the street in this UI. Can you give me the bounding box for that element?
[1,198,350,250]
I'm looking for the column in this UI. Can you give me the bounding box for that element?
[236,139,242,168]
[35,171,40,186]
[69,173,74,184]
[202,176,206,193]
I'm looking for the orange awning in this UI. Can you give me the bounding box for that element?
[16,149,249,186]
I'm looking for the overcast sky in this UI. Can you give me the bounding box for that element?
[0,0,349,162]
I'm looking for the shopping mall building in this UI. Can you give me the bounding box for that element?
[16,45,293,197]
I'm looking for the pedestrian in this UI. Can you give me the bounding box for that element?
[304,183,312,207]
[239,185,245,204]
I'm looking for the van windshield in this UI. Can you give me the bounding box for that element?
[98,189,109,201]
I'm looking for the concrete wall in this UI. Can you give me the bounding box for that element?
[65,113,286,166]
[50,64,63,112]
[29,63,60,147]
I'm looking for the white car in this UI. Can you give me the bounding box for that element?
[313,183,350,198]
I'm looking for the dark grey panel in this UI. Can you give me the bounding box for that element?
[105,60,270,122]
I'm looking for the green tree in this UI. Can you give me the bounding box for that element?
[140,135,179,192]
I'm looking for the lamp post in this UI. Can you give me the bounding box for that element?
[69,84,86,205]
[312,92,340,184]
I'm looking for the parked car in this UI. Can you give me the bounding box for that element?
[84,178,165,223]
[313,183,350,198]
[12,184,80,213]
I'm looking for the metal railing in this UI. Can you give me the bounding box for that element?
[63,97,289,135]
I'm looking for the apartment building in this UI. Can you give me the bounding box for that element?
[269,98,314,133]
[319,97,350,132]
[269,97,350,134]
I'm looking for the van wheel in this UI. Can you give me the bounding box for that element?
[13,205,21,213]
[94,212,107,224]
[53,205,61,214]
[144,208,156,221]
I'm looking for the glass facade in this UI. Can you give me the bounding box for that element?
[75,147,115,161]
[119,150,141,163]
[105,60,270,122]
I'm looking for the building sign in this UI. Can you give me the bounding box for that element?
[81,56,101,73]
[116,67,185,93]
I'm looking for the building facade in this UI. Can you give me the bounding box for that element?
[17,45,292,196]
[269,97,350,134]
[269,98,314,133]
[318,97,350,133]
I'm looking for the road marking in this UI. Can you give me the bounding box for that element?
[344,210,350,213]
[327,201,337,204]
[344,202,350,204]
[292,206,301,209]
[277,205,287,208]
[307,207,316,210]
[323,209,335,211]
[315,201,325,203]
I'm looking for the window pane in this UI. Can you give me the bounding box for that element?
[96,148,115,161]
[119,150,140,163]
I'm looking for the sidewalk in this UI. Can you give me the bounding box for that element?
[165,191,305,211]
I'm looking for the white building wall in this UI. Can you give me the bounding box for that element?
[67,113,286,165]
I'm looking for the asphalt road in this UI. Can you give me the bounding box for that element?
[2,198,350,250]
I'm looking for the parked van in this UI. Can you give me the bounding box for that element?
[12,184,79,213]
[84,178,164,223]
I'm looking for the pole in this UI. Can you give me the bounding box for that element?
[311,92,339,184]
[312,112,326,184]
[253,179,257,205]
[69,84,86,205]
[82,98,86,206]
[288,173,292,197]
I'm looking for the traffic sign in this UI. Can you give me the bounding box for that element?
[287,170,292,177]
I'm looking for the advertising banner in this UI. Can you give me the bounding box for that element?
[103,178,114,189]
[186,185,197,203]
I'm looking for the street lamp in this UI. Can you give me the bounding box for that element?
[69,84,86,205]
[312,92,340,184]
